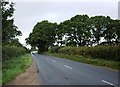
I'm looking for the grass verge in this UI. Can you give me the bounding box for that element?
[2,53,32,84]
[45,52,119,70]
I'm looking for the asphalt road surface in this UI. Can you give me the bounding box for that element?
[32,53,119,86]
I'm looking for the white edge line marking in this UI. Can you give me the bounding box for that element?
[101,80,117,87]
[52,60,56,63]
[64,65,72,69]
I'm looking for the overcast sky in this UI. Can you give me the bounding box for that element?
[13,0,119,46]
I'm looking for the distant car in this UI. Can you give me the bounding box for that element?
[31,51,38,55]
[32,52,35,55]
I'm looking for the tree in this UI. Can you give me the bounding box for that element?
[91,16,120,45]
[110,19,120,42]
[114,20,120,42]
[57,20,72,46]
[26,14,119,50]
[103,19,115,42]
[9,38,23,47]
[1,1,22,45]
[70,15,92,46]
[90,16,111,44]
[26,20,57,53]
[57,15,92,46]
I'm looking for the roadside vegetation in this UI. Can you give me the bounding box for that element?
[46,46,120,70]
[2,46,26,61]
[1,1,31,85]
[2,54,32,84]
[56,46,120,61]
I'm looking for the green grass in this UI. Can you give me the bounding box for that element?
[45,52,120,70]
[2,53,32,84]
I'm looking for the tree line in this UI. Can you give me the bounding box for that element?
[26,16,120,53]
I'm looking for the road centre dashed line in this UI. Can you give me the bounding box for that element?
[101,80,118,87]
[64,65,72,69]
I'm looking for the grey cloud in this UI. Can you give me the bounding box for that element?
[14,2,118,45]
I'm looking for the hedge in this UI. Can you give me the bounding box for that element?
[2,46,26,61]
[58,46,120,61]
[48,46,61,53]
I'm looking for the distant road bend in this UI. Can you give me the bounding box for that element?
[32,53,119,86]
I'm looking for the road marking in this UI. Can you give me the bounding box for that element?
[47,58,49,59]
[64,65,72,69]
[52,60,56,63]
[101,80,118,87]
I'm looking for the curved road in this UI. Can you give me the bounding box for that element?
[32,53,119,86]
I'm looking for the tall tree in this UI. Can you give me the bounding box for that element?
[103,19,115,42]
[2,1,22,45]
[26,20,57,53]
[58,15,92,46]
[70,15,92,46]
[114,20,120,42]
[90,16,111,44]
[111,19,120,43]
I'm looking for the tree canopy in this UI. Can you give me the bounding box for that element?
[26,20,57,53]
[26,14,120,52]
[2,1,22,46]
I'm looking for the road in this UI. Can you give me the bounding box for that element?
[32,53,119,86]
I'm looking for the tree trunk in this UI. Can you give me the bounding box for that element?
[38,45,46,54]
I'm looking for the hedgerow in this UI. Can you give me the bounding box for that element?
[48,46,61,53]
[2,46,26,61]
[58,46,120,61]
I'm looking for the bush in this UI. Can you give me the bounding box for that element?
[2,46,26,61]
[48,46,61,53]
[58,46,120,61]
[83,46,120,61]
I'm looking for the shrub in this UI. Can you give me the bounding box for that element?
[58,46,120,61]
[2,46,26,61]
[48,46,61,53]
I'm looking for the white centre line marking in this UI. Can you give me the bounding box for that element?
[52,60,56,63]
[101,80,118,87]
[64,65,72,69]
